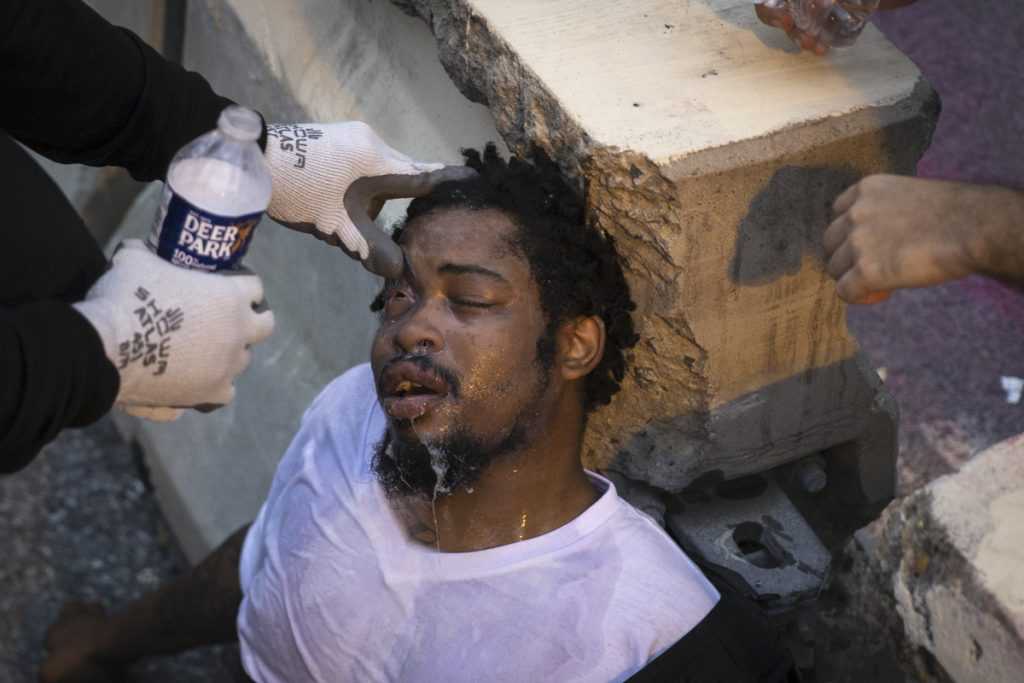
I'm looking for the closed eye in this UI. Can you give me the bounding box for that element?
[451,298,495,309]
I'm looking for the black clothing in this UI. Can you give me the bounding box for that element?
[628,576,797,683]
[0,135,114,473]
[0,0,235,471]
[2,0,234,182]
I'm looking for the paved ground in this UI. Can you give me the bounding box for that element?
[0,419,239,682]
[860,0,1024,494]
[849,276,1024,495]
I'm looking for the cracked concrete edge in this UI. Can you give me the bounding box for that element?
[879,438,1024,683]
[391,4,931,493]
[393,0,711,473]
[392,1,593,166]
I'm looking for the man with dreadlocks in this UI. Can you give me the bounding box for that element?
[40,146,793,683]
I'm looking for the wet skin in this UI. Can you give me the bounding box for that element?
[370,208,602,552]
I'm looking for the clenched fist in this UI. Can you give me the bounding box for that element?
[824,175,1024,303]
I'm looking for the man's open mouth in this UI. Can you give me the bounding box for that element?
[379,361,451,421]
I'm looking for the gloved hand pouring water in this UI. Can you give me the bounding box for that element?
[0,0,469,471]
[72,240,274,420]
[72,121,471,422]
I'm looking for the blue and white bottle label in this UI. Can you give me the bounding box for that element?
[151,184,262,272]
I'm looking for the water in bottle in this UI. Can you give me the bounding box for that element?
[148,105,272,272]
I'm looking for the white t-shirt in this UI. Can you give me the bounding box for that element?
[237,364,719,683]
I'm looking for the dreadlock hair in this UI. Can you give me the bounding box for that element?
[389,143,638,413]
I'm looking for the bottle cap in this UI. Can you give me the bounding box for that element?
[218,105,262,142]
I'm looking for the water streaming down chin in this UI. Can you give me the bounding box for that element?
[389,369,534,553]
[411,418,447,553]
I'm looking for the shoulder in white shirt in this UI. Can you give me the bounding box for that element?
[238,363,719,683]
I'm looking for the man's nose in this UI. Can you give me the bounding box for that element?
[393,299,444,354]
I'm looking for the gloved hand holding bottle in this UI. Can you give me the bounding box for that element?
[73,240,274,417]
[75,109,471,424]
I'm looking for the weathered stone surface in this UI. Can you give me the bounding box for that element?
[395,0,930,493]
[884,434,1024,683]
[813,434,1024,683]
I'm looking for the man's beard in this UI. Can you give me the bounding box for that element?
[372,420,529,500]
[372,330,556,500]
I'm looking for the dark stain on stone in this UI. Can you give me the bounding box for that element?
[729,165,860,285]
[629,164,643,180]
[971,637,983,662]
[701,69,719,78]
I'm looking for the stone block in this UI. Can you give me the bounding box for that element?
[884,434,1024,683]
[397,0,931,496]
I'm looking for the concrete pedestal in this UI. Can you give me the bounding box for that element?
[397,1,930,498]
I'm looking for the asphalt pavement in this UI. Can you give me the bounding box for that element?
[0,419,237,682]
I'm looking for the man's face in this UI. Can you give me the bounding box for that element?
[370,208,555,496]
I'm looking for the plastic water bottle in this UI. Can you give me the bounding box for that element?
[756,0,880,47]
[148,105,272,272]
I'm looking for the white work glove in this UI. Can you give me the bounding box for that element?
[264,121,474,278]
[73,240,275,417]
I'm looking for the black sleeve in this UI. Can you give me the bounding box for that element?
[0,132,119,473]
[0,0,237,182]
[626,592,797,683]
[0,303,120,473]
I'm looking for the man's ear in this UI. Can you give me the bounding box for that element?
[557,316,606,381]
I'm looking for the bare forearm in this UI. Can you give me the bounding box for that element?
[96,524,251,665]
[969,187,1024,285]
